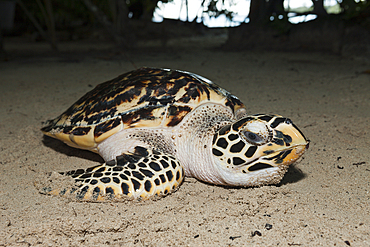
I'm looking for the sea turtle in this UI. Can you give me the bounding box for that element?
[41,67,309,201]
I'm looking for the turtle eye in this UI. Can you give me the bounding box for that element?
[238,118,272,145]
[242,131,265,145]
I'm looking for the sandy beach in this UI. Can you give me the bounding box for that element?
[0,35,369,246]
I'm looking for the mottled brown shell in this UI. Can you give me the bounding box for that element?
[41,67,245,151]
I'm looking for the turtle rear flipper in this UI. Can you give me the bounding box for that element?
[39,147,185,201]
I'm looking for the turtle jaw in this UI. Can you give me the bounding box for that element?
[214,144,308,188]
[258,142,309,170]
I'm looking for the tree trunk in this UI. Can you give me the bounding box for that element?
[312,0,328,16]
[249,0,267,23]
[115,0,130,36]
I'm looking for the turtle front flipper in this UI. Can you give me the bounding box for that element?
[40,147,185,201]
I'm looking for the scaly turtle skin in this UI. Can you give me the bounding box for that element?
[41,67,309,201]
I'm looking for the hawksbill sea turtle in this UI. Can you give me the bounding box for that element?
[40,67,309,201]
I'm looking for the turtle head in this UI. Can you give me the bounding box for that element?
[211,114,309,187]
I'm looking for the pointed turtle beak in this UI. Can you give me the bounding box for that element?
[271,120,309,165]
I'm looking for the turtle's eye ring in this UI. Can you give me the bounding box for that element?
[243,131,264,145]
[285,118,292,125]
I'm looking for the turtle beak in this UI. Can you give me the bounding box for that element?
[280,121,309,148]
[272,121,309,165]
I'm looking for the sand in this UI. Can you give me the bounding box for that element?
[0,35,369,246]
